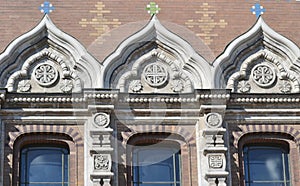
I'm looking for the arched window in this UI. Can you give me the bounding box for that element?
[132,144,181,186]
[243,145,290,186]
[20,146,69,186]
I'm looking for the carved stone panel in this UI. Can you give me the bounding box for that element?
[94,154,111,171]
[208,154,223,169]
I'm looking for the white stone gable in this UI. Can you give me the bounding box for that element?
[0,15,101,93]
[213,17,300,93]
[101,15,212,93]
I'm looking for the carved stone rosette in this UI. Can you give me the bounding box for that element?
[89,112,114,186]
[202,110,228,186]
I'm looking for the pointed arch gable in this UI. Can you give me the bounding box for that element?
[101,16,212,91]
[213,17,300,92]
[0,15,101,92]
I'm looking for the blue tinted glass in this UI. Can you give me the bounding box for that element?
[139,184,174,186]
[64,152,69,182]
[133,146,180,185]
[20,147,69,184]
[244,146,290,185]
[27,184,63,186]
[175,154,180,182]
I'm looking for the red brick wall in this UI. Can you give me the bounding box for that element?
[1,0,300,62]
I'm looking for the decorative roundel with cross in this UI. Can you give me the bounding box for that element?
[251,63,276,87]
[93,113,110,128]
[143,63,168,87]
[33,62,59,87]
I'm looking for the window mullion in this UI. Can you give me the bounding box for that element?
[173,153,176,186]
[62,152,64,186]
[282,152,287,186]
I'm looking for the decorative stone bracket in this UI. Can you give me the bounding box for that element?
[88,111,114,186]
[201,105,229,186]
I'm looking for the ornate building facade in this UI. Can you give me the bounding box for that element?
[1,1,300,186]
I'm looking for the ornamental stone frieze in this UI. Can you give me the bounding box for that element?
[7,49,82,93]
[112,49,195,94]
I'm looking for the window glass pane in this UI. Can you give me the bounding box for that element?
[243,145,290,185]
[20,146,69,185]
[133,146,180,185]
[64,151,69,182]
[247,148,284,181]
[139,184,174,186]
[27,149,63,182]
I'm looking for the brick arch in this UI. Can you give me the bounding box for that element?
[232,124,300,148]
[8,124,84,149]
[121,124,196,146]
[9,126,83,186]
[120,125,197,186]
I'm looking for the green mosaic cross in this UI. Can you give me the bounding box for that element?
[146,2,161,16]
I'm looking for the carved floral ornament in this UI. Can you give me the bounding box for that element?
[94,154,110,171]
[205,113,223,128]
[59,79,73,93]
[17,80,31,92]
[251,63,276,87]
[33,62,59,87]
[171,79,184,92]
[129,80,143,93]
[93,112,110,128]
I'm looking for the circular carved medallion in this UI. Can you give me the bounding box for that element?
[171,79,184,92]
[129,80,143,92]
[18,80,31,92]
[143,63,168,87]
[251,64,276,87]
[205,113,222,128]
[33,63,58,87]
[60,79,73,93]
[93,113,110,128]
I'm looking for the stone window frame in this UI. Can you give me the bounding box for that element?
[12,133,77,186]
[126,133,191,186]
[238,133,300,186]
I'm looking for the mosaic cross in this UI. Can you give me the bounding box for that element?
[251,3,266,18]
[39,1,55,15]
[146,2,161,16]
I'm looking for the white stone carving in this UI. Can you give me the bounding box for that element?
[17,80,31,92]
[33,63,58,87]
[93,113,110,128]
[143,63,168,87]
[94,154,110,171]
[129,80,143,92]
[60,79,73,93]
[102,15,211,90]
[171,79,184,92]
[208,154,223,169]
[279,80,292,93]
[237,81,251,93]
[205,113,222,128]
[214,17,300,91]
[251,64,276,87]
